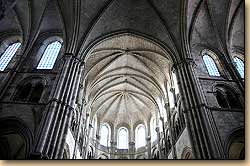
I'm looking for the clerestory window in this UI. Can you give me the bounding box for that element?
[135,124,146,148]
[203,54,220,76]
[37,41,62,69]
[100,124,110,147]
[233,57,244,78]
[0,42,21,71]
[118,127,128,149]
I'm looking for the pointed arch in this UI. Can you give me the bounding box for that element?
[37,40,62,69]
[233,57,244,78]
[0,42,21,71]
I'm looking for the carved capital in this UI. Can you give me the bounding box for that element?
[170,87,175,93]
[129,141,135,145]
[79,83,84,89]
[164,102,169,108]
[173,58,197,69]
[160,117,164,121]
[96,135,101,140]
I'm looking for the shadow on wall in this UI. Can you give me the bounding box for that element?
[0,117,33,159]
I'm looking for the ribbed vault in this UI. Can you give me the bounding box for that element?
[83,34,172,126]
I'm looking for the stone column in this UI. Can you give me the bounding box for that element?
[83,123,92,159]
[159,117,166,159]
[72,100,86,159]
[128,141,135,159]
[155,127,162,159]
[94,135,100,159]
[146,136,151,159]
[110,141,117,159]
[173,58,223,159]
[170,87,177,107]
[164,103,177,159]
[31,53,83,159]
[83,113,90,158]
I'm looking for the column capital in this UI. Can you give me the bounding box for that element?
[129,141,135,146]
[80,61,85,67]
[64,52,74,58]
[170,87,175,93]
[110,141,117,145]
[173,58,196,69]
[79,83,84,89]
[96,135,100,140]
[63,53,83,63]
[164,102,170,108]
[160,117,164,121]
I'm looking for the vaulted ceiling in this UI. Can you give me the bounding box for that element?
[0,0,244,126]
[84,34,171,126]
[0,0,244,57]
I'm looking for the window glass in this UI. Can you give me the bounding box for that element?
[150,117,157,143]
[233,57,244,78]
[118,127,128,149]
[136,125,146,148]
[216,90,229,108]
[203,54,220,76]
[100,124,110,146]
[37,41,62,69]
[0,42,21,71]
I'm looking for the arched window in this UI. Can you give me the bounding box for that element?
[203,54,220,76]
[135,124,146,148]
[181,147,193,159]
[216,90,229,108]
[233,57,244,78]
[172,72,179,95]
[150,117,157,143]
[0,42,21,71]
[14,83,32,101]
[167,84,175,108]
[29,83,44,102]
[100,124,110,147]
[226,91,242,109]
[13,80,44,103]
[37,41,62,69]
[215,87,242,109]
[227,130,244,159]
[118,127,128,149]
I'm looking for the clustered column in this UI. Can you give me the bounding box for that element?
[128,141,135,159]
[31,53,83,159]
[110,141,117,159]
[173,58,218,159]
[146,136,151,158]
